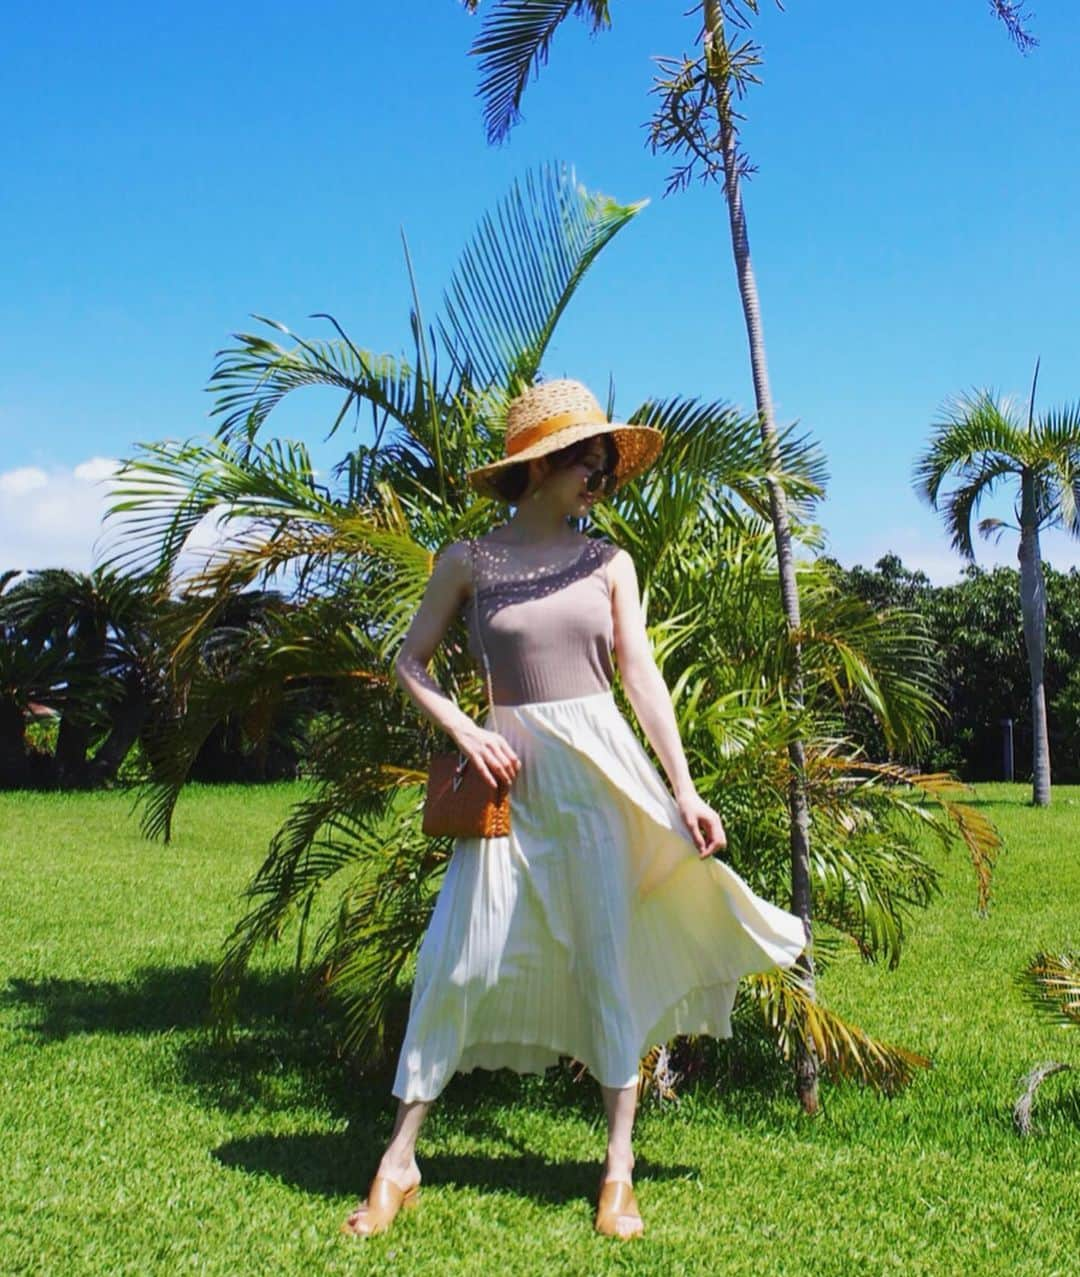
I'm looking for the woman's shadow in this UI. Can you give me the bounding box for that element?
[2,960,766,1202]
[210,1048,701,1202]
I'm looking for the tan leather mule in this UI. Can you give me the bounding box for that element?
[341,1174,420,1238]
[594,1178,644,1239]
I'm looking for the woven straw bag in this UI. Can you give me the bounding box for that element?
[421,539,512,839]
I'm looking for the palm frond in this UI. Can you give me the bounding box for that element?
[467,1,611,144]
[745,966,931,1094]
[796,588,942,756]
[1018,950,1080,1029]
[977,516,1011,544]
[913,391,1026,548]
[100,436,338,585]
[210,792,418,1034]
[1035,404,1080,537]
[440,164,643,390]
[942,461,1019,560]
[815,759,1001,915]
[988,1,1039,52]
[208,317,415,450]
[628,396,827,528]
[808,826,941,968]
[318,801,448,1061]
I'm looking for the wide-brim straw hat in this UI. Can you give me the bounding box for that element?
[466,379,664,501]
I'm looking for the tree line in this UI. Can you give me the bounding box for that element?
[6,547,1077,792]
[829,553,1080,784]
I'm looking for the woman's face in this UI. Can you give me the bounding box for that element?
[527,437,611,516]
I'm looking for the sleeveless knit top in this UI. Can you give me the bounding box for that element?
[465,536,620,706]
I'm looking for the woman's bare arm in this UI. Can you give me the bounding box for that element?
[393,542,475,740]
[608,547,725,855]
[394,541,520,790]
[608,548,695,796]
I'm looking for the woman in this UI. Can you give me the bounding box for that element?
[342,379,807,1241]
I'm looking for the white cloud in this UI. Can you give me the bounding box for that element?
[73,457,122,483]
[0,466,49,496]
[1,461,122,573]
[0,458,278,592]
[0,459,226,583]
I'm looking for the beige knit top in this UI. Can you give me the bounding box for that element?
[465,535,621,706]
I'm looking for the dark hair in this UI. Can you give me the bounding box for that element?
[549,433,618,473]
[491,434,618,504]
[490,460,532,504]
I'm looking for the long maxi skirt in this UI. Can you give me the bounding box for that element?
[392,688,807,1102]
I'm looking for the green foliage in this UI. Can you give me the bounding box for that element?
[0,565,162,789]
[104,167,995,1094]
[835,556,1080,782]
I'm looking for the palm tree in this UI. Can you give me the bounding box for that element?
[0,566,160,788]
[0,570,66,787]
[459,0,1038,1114]
[914,373,1080,807]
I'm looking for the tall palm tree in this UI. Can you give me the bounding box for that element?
[460,0,1037,1115]
[463,0,827,1109]
[914,375,1080,807]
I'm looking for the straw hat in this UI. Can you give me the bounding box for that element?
[466,379,664,501]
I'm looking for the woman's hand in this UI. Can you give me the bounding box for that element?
[452,721,522,791]
[676,788,727,858]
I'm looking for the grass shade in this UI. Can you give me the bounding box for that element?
[1,782,1078,1275]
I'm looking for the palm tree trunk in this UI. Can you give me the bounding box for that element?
[55,712,94,788]
[1018,470,1051,806]
[704,0,818,1112]
[0,701,31,788]
[88,676,148,784]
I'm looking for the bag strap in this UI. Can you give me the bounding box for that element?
[468,538,498,733]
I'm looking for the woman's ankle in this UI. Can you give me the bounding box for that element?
[602,1148,635,1180]
[377,1150,420,1185]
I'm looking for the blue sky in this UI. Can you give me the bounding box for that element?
[2,2,1078,582]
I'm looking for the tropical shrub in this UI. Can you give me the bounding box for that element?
[1013,950,1079,1136]
[0,567,158,789]
[104,167,998,1096]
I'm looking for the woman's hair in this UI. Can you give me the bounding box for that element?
[490,433,619,504]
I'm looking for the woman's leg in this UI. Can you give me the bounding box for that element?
[600,1080,637,1178]
[375,1097,431,1186]
[343,1097,431,1232]
[598,1080,644,1237]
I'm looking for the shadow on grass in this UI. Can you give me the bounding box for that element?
[0,964,310,1040]
[964,797,1040,811]
[0,961,800,1135]
[212,1131,695,1203]
[1,962,353,1117]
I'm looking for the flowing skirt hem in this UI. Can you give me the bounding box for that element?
[391,975,746,1102]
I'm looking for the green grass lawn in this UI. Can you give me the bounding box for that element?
[1,782,1077,1276]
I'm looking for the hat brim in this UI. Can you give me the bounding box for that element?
[466,420,664,501]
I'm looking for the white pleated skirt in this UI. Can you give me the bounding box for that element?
[392,689,806,1102]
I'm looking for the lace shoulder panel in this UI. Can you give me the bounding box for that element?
[469,534,616,599]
